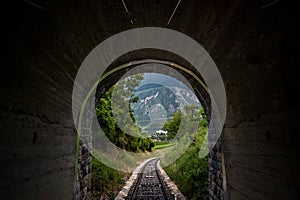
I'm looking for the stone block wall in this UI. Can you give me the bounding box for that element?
[73,142,92,200]
[209,139,226,200]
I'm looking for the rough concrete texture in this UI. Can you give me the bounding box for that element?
[1,0,300,199]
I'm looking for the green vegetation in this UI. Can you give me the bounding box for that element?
[92,74,155,199]
[163,110,182,140]
[95,74,155,152]
[154,141,170,146]
[153,142,176,150]
[91,156,130,199]
[92,73,208,199]
[164,106,209,200]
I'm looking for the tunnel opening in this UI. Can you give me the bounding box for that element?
[92,66,210,198]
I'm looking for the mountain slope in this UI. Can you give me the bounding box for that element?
[131,82,200,134]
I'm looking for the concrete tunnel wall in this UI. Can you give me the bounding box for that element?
[1,0,300,199]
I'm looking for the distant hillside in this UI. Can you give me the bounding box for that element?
[135,83,162,92]
[131,79,200,134]
[140,73,190,90]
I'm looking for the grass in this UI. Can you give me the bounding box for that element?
[163,126,209,199]
[153,142,176,150]
[91,156,131,200]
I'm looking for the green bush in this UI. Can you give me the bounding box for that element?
[95,74,155,153]
[164,106,209,200]
[91,156,129,200]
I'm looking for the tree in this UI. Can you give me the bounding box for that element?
[95,74,154,152]
[163,104,209,199]
[163,103,201,140]
[163,110,181,140]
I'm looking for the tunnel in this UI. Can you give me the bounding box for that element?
[1,0,300,199]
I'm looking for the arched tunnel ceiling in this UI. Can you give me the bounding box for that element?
[1,0,300,199]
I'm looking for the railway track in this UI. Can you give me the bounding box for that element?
[125,158,175,200]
